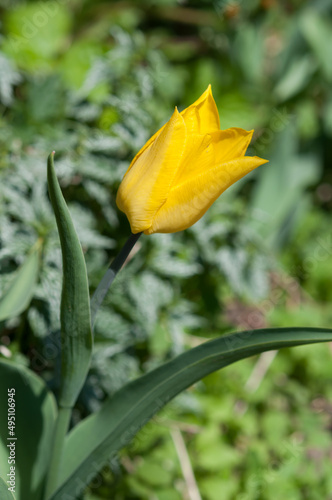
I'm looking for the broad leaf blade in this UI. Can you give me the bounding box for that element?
[0,245,40,321]
[0,476,16,499]
[53,327,332,499]
[0,360,57,500]
[47,153,93,409]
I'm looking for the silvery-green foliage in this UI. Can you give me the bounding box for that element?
[0,22,275,409]
[0,53,21,106]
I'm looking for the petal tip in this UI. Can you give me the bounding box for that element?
[198,84,214,105]
[205,84,214,102]
[253,156,269,166]
[173,106,183,120]
[247,129,254,141]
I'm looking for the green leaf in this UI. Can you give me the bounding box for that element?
[52,327,332,499]
[249,125,319,249]
[47,152,93,408]
[274,55,316,101]
[300,10,332,82]
[2,2,71,72]
[0,476,16,500]
[0,360,57,500]
[0,244,40,322]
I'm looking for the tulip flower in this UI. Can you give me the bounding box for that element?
[116,85,268,234]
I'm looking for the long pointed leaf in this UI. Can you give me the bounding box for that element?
[0,244,40,322]
[0,476,16,499]
[0,360,57,500]
[47,153,93,408]
[53,327,332,499]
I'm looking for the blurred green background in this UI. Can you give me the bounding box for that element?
[1,0,332,498]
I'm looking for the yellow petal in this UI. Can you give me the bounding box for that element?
[172,133,214,186]
[180,106,201,134]
[145,156,268,234]
[127,128,161,173]
[116,85,269,235]
[212,128,254,163]
[116,108,187,233]
[185,84,215,112]
[182,85,220,134]
[175,128,254,185]
[126,86,219,169]
[195,87,220,133]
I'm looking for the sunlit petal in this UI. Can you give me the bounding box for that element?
[116,108,187,233]
[172,134,214,186]
[116,85,268,234]
[212,128,254,163]
[128,86,218,168]
[181,106,200,133]
[195,90,220,133]
[189,85,212,107]
[145,156,268,234]
[177,128,254,184]
[126,129,161,174]
[182,85,220,134]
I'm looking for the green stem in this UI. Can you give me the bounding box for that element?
[44,406,72,499]
[90,232,142,328]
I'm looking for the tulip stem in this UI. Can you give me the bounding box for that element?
[90,232,142,327]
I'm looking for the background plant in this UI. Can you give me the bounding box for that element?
[0,1,332,499]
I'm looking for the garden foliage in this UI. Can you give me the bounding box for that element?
[0,1,332,499]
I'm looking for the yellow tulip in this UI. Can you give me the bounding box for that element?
[116,85,268,234]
